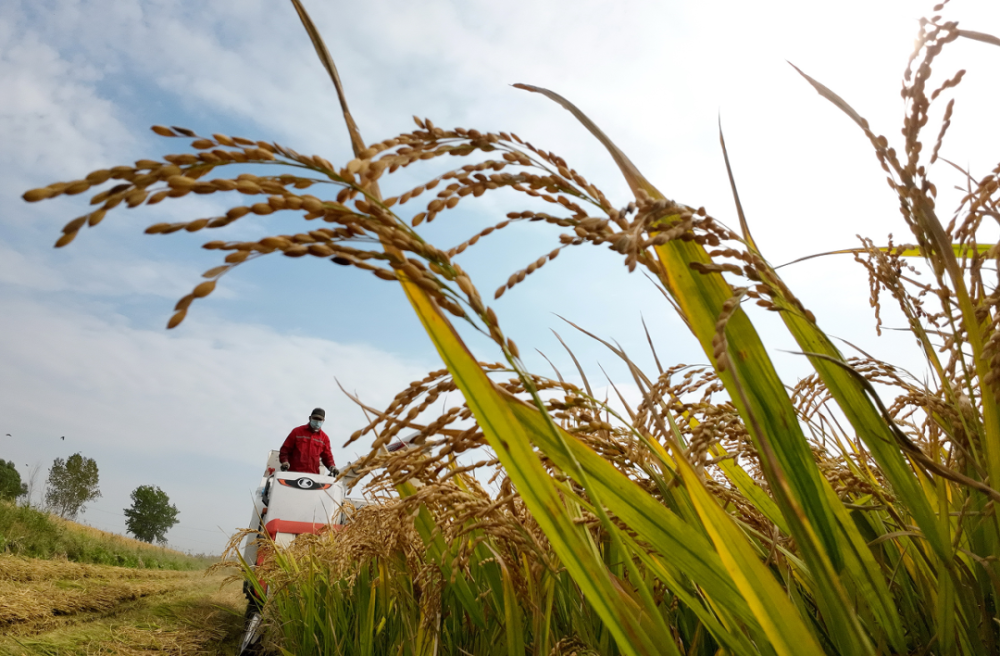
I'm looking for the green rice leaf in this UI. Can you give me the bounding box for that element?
[516,82,880,654]
[401,288,662,656]
[779,243,993,269]
[676,455,825,656]
[507,397,762,630]
[790,62,1000,511]
[294,5,665,650]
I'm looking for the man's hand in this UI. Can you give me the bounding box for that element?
[330,467,340,477]
[279,462,290,471]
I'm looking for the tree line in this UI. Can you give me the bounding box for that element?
[0,455,179,544]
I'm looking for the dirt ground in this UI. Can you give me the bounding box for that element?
[0,555,246,655]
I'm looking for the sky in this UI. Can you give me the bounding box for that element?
[2,0,999,553]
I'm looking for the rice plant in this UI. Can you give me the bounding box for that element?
[25,1,1000,654]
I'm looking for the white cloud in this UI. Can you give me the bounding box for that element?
[0,289,434,551]
[3,0,998,552]
[0,9,134,192]
[0,240,208,299]
[0,292,433,463]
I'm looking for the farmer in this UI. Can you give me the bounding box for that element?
[278,408,338,476]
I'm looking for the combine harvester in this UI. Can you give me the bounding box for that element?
[237,438,414,655]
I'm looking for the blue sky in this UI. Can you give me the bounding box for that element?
[2,0,999,553]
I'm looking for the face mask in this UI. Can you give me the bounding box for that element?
[309,418,324,431]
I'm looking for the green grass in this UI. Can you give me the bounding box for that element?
[0,501,212,570]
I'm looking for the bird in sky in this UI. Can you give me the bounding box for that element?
[4,433,10,437]
[60,436,65,441]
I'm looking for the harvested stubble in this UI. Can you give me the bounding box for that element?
[0,556,195,637]
[0,571,243,656]
[0,554,193,583]
[26,2,1000,655]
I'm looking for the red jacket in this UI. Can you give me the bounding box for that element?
[279,425,335,474]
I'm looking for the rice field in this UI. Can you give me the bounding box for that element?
[0,555,243,655]
[0,555,193,637]
[0,508,238,654]
[23,2,1000,655]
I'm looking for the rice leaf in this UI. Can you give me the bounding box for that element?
[787,62,869,130]
[512,84,658,198]
[823,481,907,651]
[518,82,881,654]
[675,455,824,656]
[289,0,366,157]
[958,29,1000,48]
[709,444,788,534]
[396,479,488,629]
[293,5,671,649]
[401,289,663,655]
[790,62,1000,507]
[506,396,762,630]
[778,243,992,268]
[492,548,526,656]
[719,118,757,251]
[290,8,664,650]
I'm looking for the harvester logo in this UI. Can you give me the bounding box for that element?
[276,477,332,490]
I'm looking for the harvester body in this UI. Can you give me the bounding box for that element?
[242,450,348,566]
[238,442,407,654]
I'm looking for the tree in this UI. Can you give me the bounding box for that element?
[123,485,179,544]
[22,463,43,508]
[45,453,101,520]
[0,460,27,502]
